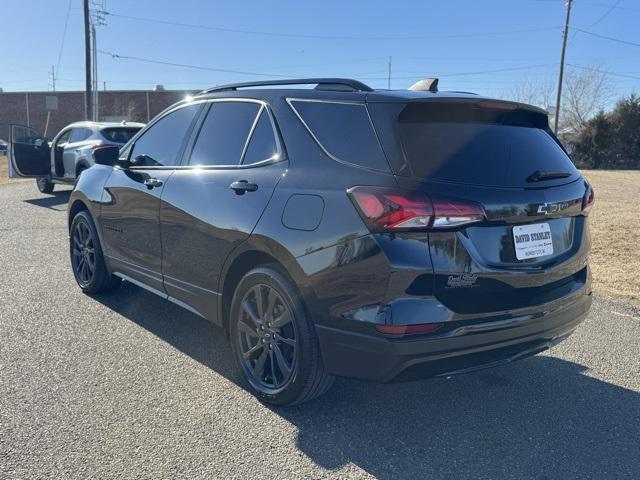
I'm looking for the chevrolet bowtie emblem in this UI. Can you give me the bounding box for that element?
[537,203,561,214]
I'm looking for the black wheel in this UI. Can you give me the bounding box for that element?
[230,266,334,406]
[70,210,121,293]
[36,176,54,194]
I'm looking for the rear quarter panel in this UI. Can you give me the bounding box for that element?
[228,96,400,328]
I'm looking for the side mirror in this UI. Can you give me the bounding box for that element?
[34,138,44,148]
[93,145,121,166]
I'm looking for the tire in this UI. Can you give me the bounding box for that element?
[230,265,334,406]
[36,176,54,194]
[69,210,121,294]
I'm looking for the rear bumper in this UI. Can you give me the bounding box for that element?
[316,291,592,382]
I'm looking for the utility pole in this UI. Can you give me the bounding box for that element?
[89,1,106,122]
[387,56,392,89]
[92,22,98,121]
[554,0,573,134]
[50,65,56,92]
[83,0,92,120]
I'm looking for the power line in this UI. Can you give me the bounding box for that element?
[531,0,640,11]
[567,63,640,80]
[99,50,301,78]
[104,11,560,41]
[574,28,640,48]
[55,0,73,76]
[577,0,640,12]
[100,50,558,82]
[587,0,622,28]
[375,63,558,81]
[266,57,387,70]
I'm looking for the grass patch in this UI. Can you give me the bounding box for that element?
[581,170,640,308]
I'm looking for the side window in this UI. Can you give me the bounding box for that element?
[289,100,389,171]
[56,129,72,148]
[189,102,261,166]
[130,104,200,167]
[242,108,279,165]
[69,128,92,143]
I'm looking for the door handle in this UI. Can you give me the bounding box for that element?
[230,180,258,195]
[144,178,163,189]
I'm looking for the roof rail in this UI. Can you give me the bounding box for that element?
[197,78,374,95]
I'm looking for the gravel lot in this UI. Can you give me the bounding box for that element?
[1,182,639,479]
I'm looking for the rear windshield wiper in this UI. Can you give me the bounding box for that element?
[526,170,572,182]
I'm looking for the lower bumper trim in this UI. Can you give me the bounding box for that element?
[316,294,591,382]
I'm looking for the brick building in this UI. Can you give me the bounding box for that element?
[0,89,194,141]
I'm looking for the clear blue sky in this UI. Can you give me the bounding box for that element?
[1,0,638,103]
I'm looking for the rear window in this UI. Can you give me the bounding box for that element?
[289,100,389,171]
[101,127,142,144]
[396,101,578,187]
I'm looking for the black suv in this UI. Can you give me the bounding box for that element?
[67,78,593,405]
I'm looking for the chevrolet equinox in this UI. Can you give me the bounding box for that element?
[57,78,593,405]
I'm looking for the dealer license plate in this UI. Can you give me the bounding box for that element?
[512,223,554,260]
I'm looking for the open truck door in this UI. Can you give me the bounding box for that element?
[8,124,50,177]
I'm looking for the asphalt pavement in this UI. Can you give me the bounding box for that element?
[0,181,639,479]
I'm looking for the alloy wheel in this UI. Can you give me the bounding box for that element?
[236,284,298,392]
[71,221,96,287]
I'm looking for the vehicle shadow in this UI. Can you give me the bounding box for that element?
[23,189,71,210]
[94,282,640,479]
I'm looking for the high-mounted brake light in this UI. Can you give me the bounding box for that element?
[347,186,485,232]
[582,184,595,216]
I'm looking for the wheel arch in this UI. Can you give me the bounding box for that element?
[218,240,313,335]
[68,198,90,232]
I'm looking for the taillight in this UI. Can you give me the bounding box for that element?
[375,322,443,335]
[347,186,485,232]
[430,195,486,229]
[347,187,433,232]
[582,184,595,215]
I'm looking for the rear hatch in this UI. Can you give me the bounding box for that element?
[368,98,592,315]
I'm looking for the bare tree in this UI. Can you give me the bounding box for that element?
[562,65,611,134]
[503,65,611,136]
[505,76,555,111]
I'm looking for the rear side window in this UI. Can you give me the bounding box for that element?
[189,102,261,166]
[289,100,389,171]
[130,104,200,167]
[242,108,278,165]
[395,101,578,187]
[69,128,92,143]
[101,127,141,144]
